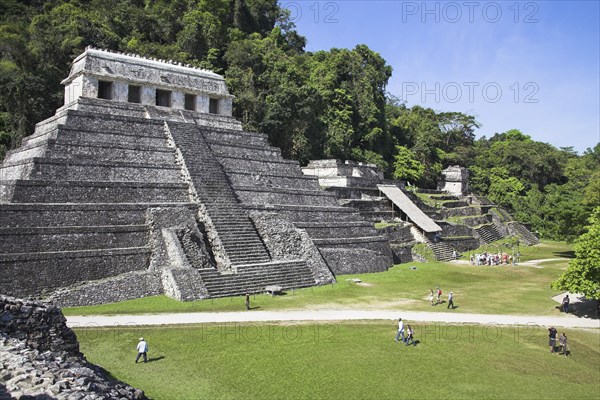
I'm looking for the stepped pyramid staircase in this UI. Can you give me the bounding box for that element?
[475,223,504,244]
[507,222,540,245]
[194,125,393,275]
[409,226,455,261]
[165,121,316,297]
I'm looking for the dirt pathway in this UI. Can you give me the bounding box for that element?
[66,309,599,329]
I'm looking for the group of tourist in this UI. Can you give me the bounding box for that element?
[548,327,569,356]
[469,252,519,266]
[394,318,416,346]
[429,287,455,309]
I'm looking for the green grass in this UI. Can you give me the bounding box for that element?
[374,222,401,229]
[64,241,575,317]
[75,322,600,400]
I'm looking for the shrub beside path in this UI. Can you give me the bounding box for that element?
[66,309,599,329]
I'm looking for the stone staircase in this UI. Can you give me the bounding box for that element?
[166,121,318,296]
[197,125,393,275]
[175,221,315,297]
[475,223,504,244]
[197,261,315,298]
[427,241,455,262]
[167,121,271,266]
[507,222,539,245]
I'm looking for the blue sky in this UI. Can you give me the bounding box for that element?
[286,0,600,154]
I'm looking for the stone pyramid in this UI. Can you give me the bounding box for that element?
[0,48,392,306]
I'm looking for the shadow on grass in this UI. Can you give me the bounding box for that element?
[555,300,599,320]
[448,306,460,310]
[147,356,165,363]
[553,250,576,259]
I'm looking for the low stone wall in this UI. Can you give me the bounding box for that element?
[441,206,482,218]
[48,271,163,307]
[443,237,480,252]
[0,295,147,399]
[378,224,414,243]
[318,247,390,275]
[0,248,151,298]
[438,222,474,237]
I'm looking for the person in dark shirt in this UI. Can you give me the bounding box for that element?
[548,327,558,353]
[562,295,570,313]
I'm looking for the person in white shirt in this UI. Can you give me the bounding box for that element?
[136,337,148,363]
[447,291,454,309]
[394,318,405,343]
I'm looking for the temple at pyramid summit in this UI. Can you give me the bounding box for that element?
[0,47,394,305]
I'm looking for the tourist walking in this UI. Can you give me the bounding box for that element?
[429,289,435,306]
[548,327,557,353]
[136,337,148,363]
[245,293,250,310]
[560,333,569,356]
[405,325,415,346]
[447,291,454,309]
[562,295,570,313]
[394,318,405,343]
[436,287,442,304]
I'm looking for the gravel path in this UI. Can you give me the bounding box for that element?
[66,309,599,329]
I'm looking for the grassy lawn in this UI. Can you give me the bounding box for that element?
[64,241,575,317]
[75,322,600,400]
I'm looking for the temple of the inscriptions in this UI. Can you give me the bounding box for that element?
[0,47,394,305]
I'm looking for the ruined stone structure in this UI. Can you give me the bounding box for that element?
[302,159,384,188]
[304,160,538,262]
[0,48,392,305]
[438,165,469,195]
[0,295,147,399]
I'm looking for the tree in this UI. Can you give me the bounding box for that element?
[552,207,600,301]
[392,145,424,183]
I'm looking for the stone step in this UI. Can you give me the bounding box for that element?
[441,200,470,208]
[1,157,182,183]
[311,235,390,246]
[197,260,315,297]
[0,224,149,253]
[209,142,282,161]
[0,202,195,227]
[59,109,165,135]
[298,224,378,239]
[218,156,302,175]
[22,124,168,149]
[235,186,338,207]
[226,170,318,189]
[1,138,175,166]
[201,128,269,147]
[2,180,190,203]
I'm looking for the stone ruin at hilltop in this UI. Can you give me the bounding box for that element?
[0,48,393,306]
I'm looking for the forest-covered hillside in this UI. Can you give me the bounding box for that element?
[1,0,598,241]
